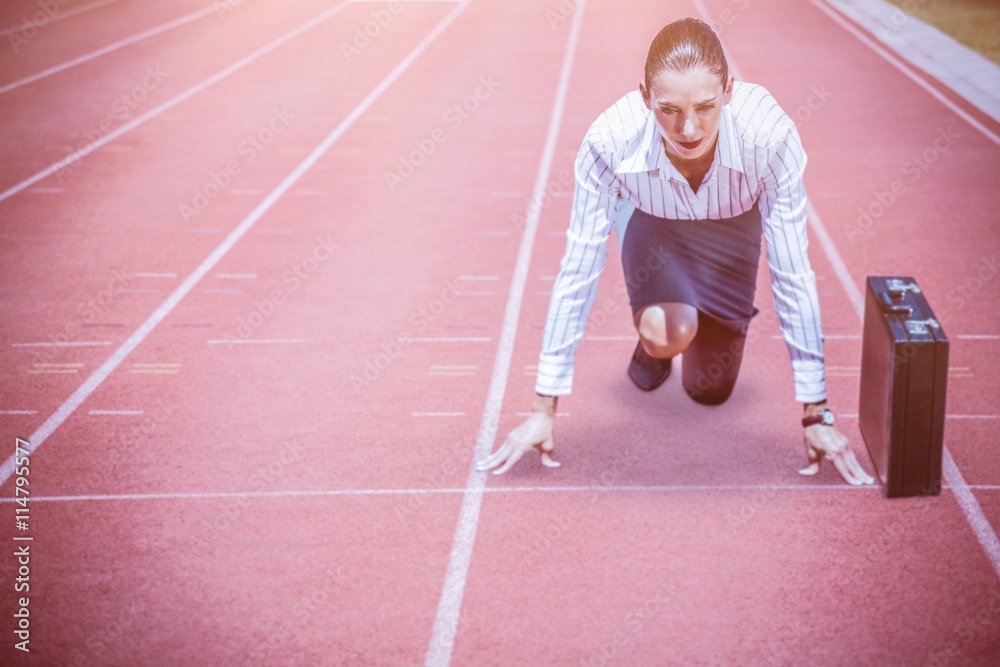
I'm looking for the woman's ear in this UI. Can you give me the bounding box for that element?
[639,80,652,110]
[722,74,734,105]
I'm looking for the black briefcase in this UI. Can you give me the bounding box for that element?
[858,276,949,498]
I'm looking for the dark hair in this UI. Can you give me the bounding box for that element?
[644,18,729,89]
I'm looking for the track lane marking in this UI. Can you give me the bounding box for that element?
[0,0,473,487]
[0,484,906,504]
[0,2,222,95]
[0,1,354,203]
[425,1,586,664]
[0,0,120,37]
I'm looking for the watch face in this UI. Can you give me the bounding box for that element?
[821,409,834,425]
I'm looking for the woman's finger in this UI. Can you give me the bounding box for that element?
[476,439,513,471]
[798,436,822,475]
[536,438,560,468]
[491,446,526,475]
[830,451,865,485]
[844,450,875,484]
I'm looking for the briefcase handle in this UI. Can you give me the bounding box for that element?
[879,289,913,316]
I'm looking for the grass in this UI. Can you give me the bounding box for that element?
[882,0,1000,64]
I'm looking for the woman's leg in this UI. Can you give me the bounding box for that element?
[680,310,749,405]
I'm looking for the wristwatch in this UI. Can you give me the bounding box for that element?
[802,408,835,428]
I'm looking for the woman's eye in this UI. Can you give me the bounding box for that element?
[660,108,677,115]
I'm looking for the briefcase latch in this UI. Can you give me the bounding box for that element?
[879,278,922,315]
[879,291,912,315]
[905,318,940,335]
[885,278,921,295]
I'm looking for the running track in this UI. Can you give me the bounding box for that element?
[0,0,998,664]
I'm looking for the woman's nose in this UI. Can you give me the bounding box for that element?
[681,115,697,139]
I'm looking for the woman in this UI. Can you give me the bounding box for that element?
[477,18,873,485]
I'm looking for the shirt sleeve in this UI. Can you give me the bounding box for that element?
[534,135,622,396]
[758,122,827,403]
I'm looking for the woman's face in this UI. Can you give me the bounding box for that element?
[640,65,733,163]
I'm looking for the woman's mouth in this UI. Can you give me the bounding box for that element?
[677,138,703,150]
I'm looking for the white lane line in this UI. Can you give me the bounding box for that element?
[88,410,144,415]
[0,410,38,415]
[0,1,353,203]
[0,483,892,504]
[0,1,465,487]
[943,448,1000,563]
[515,412,570,417]
[946,415,1000,420]
[0,3,219,95]
[425,2,585,665]
[959,335,1000,340]
[771,334,860,339]
[694,0,1000,580]
[11,341,111,347]
[400,337,492,342]
[840,414,999,419]
[135,272,177,278]
[206,339,305,344]
[810,0,1000,147]
[413,412,466,417]
[0,0,120,37]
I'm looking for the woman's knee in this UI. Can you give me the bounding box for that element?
[634,302,699,357]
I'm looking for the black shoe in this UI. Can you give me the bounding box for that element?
[628,340,672,391]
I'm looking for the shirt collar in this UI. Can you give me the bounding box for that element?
[617,101,745,177]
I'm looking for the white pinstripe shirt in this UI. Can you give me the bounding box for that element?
[536,81,826,403]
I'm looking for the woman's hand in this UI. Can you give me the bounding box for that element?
[798,418,875,485]
[476,395,561,475]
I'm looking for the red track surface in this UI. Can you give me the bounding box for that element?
[0,0,998,665]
